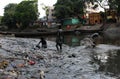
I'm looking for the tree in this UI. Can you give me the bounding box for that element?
[85,0,110,23]
[54,0,84,20]
[1,3,18,29]
[94,0,120,21]
[0,16,3,24]
[15,0,38,29]
[108,0,120,16]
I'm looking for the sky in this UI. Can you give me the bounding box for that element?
[0,0,57,18]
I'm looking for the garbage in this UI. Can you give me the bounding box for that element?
[39,70,45,79]
[17,63,25,68]
[68,53,76,58]
[8,70,18,77]
[0,60,9,69]
[28,60,35,65]
[0,37,119,79]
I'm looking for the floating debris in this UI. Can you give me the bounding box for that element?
[0,37,119,79]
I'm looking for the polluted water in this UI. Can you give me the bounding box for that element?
[0,37,119,79]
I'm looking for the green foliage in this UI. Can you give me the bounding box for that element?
[54,0,84,20]
[1,0,38,30]
[0,16,2,24]
[54,0,120,22]
[1,3,17,29]
[109,0,120,16]
[88,0,120,14]
[95,0,120,18]
[15,1,38,29]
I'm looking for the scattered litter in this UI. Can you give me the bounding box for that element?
[0,37,119,79]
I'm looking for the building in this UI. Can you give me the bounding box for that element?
[89,13,102,24]
[46,6,57,28]
[84,2,104,25]
[47,6,55,21]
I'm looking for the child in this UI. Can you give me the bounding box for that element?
[56,35,64,52]
[36,37,47,48]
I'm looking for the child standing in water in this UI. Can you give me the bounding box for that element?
[56,28,64,52]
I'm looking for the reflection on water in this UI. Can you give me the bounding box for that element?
[63,33,120,46]
[61,33,120,77]
[47,32,120,46]
[92,50,120,77]
[46,32,120,77]
[64,33,82,46]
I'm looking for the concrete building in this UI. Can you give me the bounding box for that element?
[47,6,56,22]
[46,6,57,28]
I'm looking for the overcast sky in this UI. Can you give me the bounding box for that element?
[0,0,57,18]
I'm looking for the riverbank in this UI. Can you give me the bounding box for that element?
[0,23,119,39]
[0,24,104,37]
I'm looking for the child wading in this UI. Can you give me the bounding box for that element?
[56,29,64,52]
[36,37,47,48]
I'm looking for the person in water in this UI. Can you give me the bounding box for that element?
[56,29,64,51]
[36,37,47,48]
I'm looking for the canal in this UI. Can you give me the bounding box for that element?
[45,32,120,46]
[45,32,120,77]
[0,31,119,78]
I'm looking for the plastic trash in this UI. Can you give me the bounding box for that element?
[0,60,9,69]
[28,60,35,65]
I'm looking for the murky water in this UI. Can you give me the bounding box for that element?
[46,32,120,77]
[91,49,120,77]
[0,32,119,79]
[46,32,120,46]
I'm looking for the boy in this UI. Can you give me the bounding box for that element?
[36,37,47,48]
